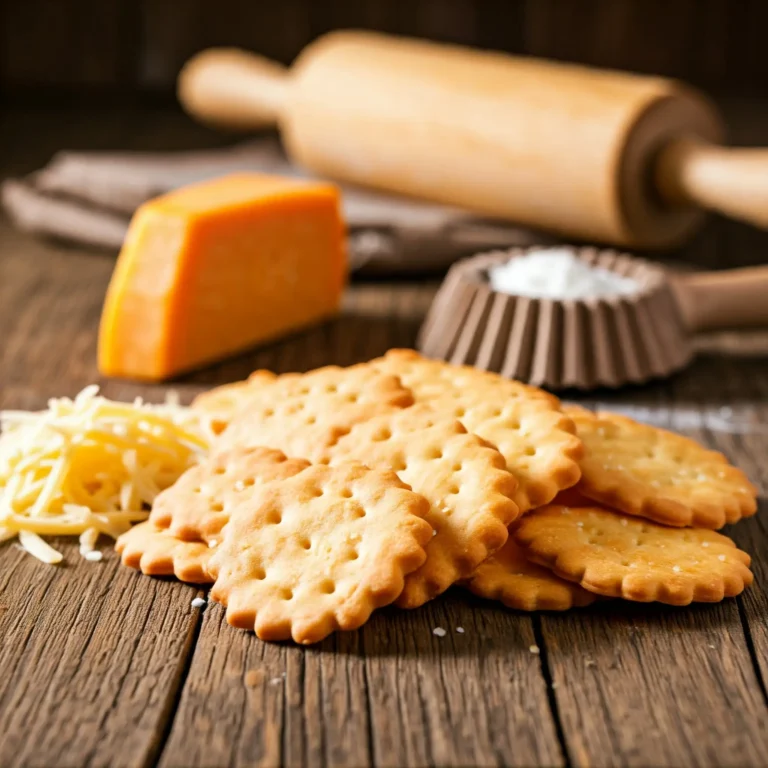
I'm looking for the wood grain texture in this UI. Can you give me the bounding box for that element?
[6,0,768,95]
[159,597,564,768]
[0,539,203,768]
[541,595,768,767]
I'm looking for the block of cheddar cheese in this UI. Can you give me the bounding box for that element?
[98,173,346,381]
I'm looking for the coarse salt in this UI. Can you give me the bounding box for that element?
[433,627,447,637]
[529,644,540,655]
[191,597,207,608]
[488,248,638,300]
[84,550,103,562]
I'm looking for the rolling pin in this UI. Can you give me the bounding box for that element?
[179,31,768,249]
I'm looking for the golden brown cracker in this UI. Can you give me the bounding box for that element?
[462,537,596,611]
[514,504,753,605]
[371,349,583,512]
[192,373,275,435]
[208,461,433,644]
[116,521,214,583]
[213,363,414,461]
[565,407,758,529]
[319,404,519,609]
[150,446,310,543]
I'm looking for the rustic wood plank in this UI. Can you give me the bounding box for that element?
[730,501,768,699]
[0,539,203,768]
[159,595,564,768]
[706,361,768,700]
[540,598,768,768]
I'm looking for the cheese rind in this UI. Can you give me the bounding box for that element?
[98,173,346,381]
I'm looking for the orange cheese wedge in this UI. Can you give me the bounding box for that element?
[98,173,346,381]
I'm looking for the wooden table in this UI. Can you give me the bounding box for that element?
[1,106,767,768]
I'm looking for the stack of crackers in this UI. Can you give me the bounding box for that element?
[116,350,757,644]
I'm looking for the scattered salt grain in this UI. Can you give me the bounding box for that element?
[488,248,638,300]
[529,644,540,655]
[84,550,103,562]
[433,627,447,637]
[672,565,681,573]
[456,626,465,634]
[191,597,206,608]
[702,542,710,548]
[208,540,218,548]
[718,554,726,562]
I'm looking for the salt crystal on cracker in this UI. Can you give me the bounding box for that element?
[208,461,433,645]
[318,404,519,609]
[370,350,583,513]
[515,504,753,605]
[564,407,757,529]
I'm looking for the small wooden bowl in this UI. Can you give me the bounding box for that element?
[417,247,693,390]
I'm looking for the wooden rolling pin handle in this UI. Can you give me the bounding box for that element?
[178,48,287,130]
[672,266,768,333]
[657,138,768,230]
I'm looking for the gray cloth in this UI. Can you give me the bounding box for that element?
[1,139,549,274]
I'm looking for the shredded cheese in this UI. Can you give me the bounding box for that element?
[0,386,213,563]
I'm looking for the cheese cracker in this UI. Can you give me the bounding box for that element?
[565,407,758,529]
[462,538,596,611]
[370,349,583,512]
[150,446,310,543]
[514,504,753,605]
[193,375,273,435]
[116,521,214,583]
[213,363,414,461]
[319,404,519,608]
[208,461,433,644]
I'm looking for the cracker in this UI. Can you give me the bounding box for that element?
[318,404,519,608]
[213,363,414,461]
[208,461,433,644]
[116,521,214,583]
[462,538,597,611]
[565,407,758,529]
[514,504,753,605]
[193,374,275,435]
[150,446,310,543]
[371,349,583,512]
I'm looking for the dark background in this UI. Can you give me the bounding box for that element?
[3,0,768,102]
[3,0,768,272]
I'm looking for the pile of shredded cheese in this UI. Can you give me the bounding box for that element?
[0,386,213,564]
